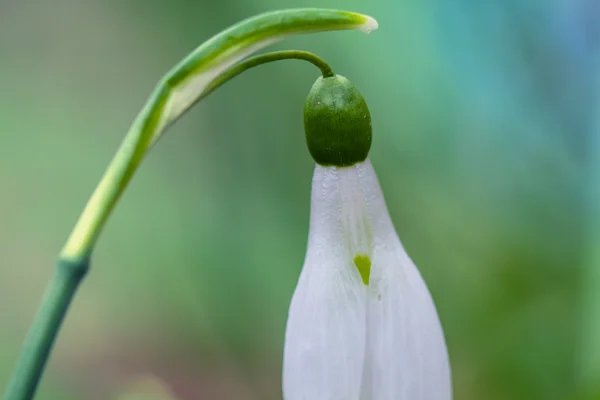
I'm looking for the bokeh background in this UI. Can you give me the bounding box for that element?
[1,0,599,399]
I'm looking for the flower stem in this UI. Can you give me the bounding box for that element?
[0,51,332,400]
[1,51,331,400]
[3,258,89,400]
[2,8,376,399]
[201,50,334,99]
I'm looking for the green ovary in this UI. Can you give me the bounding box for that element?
[354,254,372,285]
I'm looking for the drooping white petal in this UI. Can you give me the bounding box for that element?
[283,164,371,400]
[283,160,451,400]
[355,161,452,400]
[282,250,366,400]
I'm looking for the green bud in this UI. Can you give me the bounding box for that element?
[304,75,372,167]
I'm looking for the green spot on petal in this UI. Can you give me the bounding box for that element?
[354,254,371,285]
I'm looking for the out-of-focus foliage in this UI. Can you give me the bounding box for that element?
[114,377,179,400]
[0,1,599,399]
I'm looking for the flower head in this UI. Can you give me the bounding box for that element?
[283,76,452,399]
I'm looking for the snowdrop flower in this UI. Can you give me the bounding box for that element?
[283,75,452,400]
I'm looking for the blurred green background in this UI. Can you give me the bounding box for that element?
[1,0,599,399]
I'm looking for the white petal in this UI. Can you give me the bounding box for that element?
[283,160,452,400]
[283,164,370,400]
[355,161,452,400]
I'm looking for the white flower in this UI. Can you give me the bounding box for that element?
[282,159,452,400]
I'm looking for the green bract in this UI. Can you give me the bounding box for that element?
[61,9,377,261]
[304,75,372,167]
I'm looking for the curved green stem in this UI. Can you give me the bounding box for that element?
[202,50,334,99]
[2,8,377,400]
[2,259,88,400]
[60,9,375,262]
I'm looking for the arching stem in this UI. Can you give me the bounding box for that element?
[2,8,376,399]
[2,50,335,400]
[202,50,334,99]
